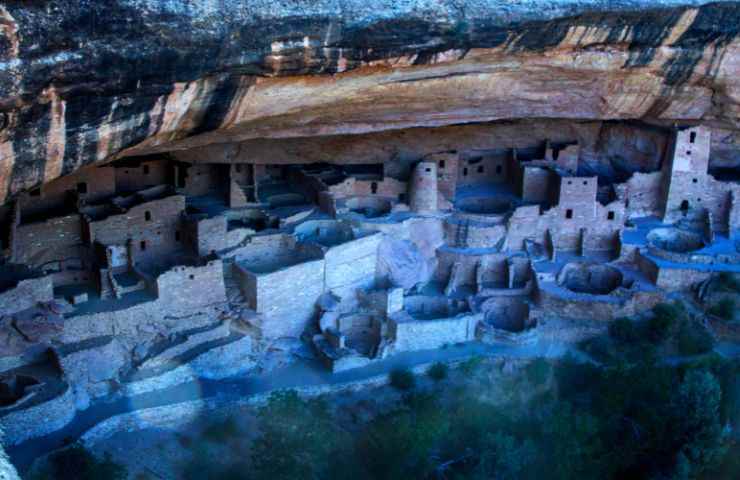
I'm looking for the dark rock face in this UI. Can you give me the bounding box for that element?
[1,0,740,202]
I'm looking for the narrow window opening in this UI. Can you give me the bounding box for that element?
[463,168,468,177]
[477,166,484,174]
[680,200,690,212]
[398,193,407,203]
[371,182,378,194]
[583,180,588,186]
[607,211,615,220]
[76,182,88,194]
[566,209,574,219]
[140,241,147,251]
[438,160,445,169]
[690,131,697,143]
[686,150,692,156]
[692,178,698,183]
[175,231,181,242]
[495,165,503,175]
[189,274,195,280]
[145,211,152,221]
[425,167,431,173]
[143,165,150,175]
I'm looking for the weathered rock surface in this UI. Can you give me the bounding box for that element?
[1,0,740,201]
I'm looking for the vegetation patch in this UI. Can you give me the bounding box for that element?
[389,368,416,391]
[426,362,448,382]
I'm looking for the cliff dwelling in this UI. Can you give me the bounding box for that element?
[1,1,740,478]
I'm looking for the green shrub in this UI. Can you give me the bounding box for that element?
[201,416,239,443]
[47,444,127,480]
[678,323,715,356]
[716,273,740,293]
[525,358,551,386]
[458,355,484,375]
[609,317,639,343]
[426,362,448,382]
[648,303,681,344]
[709,298,736,321]
[389,368,416,391]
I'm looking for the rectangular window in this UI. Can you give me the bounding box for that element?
[143,165,150,175]
[175,231,181,242]
[76,182,88,194]
[140,241,147,251]
[566,209,573,219]
[607,211,615,220]
[463,168,468,177]
[477,166,484,174]
[690,132,697,143]
[495,165,503,175]
[145,211,152,221]
[438,160,445,169]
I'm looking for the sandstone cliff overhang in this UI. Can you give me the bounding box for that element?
[1,0,739,202]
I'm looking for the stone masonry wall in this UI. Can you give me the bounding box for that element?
[249,259,325,339]
[615,171,663,218]
[18,165,116,219]
[88,195,185,265]
[13,214,83,269]
[410,161,438,213]
[389,314,479,352]
[324,233,381,297]
[115,160,169,193]
[156,260,227,313]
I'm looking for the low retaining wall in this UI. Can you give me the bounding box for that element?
[0,386,76,446]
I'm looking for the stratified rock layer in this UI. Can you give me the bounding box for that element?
[1,0,740,202]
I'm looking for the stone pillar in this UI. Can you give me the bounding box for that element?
[410,161,438,213]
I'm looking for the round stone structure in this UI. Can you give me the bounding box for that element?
[557,262,624,295]
[647,227,705,253]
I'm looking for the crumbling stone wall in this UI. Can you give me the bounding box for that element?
[614,171,662,218]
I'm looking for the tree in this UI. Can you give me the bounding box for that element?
[673,370,727,475]
[250,390,356,480]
